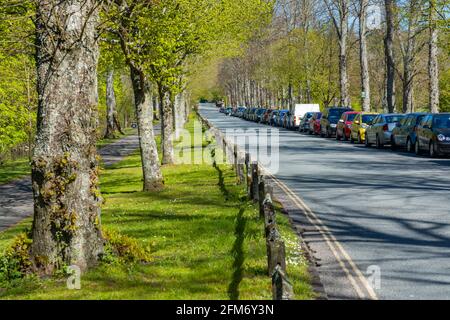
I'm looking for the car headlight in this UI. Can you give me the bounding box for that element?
[331,124,337,128]
[438,134,446,142]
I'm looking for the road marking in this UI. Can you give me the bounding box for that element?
[261,168,379,300]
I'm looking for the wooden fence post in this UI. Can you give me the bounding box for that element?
[245,153,251,196]
[272,265,294,300]
[236,150,245,185]
[258,177,266,218]
[267,228,287,276]
[250,162,259,201]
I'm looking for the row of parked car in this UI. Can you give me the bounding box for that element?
[219,105,450,158]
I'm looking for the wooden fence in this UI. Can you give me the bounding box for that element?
[197,112,294,300]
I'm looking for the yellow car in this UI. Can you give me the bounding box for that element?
[350,113,379,144]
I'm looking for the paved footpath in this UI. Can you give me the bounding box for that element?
[0,128,159,232]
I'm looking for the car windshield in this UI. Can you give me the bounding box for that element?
[362,115,376,123]
[346,114,357,121]
[306,113,313,118]
[329,109,347,119]
[316,114,322,119]
[386,115,405,123]
[433,115,450,129]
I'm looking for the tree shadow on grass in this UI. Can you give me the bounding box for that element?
[213,163,230,201]
[228,207,246,300]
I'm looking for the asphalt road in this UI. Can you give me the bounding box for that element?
[0,128,160,233]
[199,104,450,300]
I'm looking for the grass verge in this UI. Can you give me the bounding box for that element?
[0,116,314,300]
[0,128,136,185]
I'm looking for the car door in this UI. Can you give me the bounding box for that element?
[418,115,430,148]
[369,115,380,142]
[397,116,410,145]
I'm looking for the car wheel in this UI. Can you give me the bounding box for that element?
[415,140,421,155]
[336,132,341,141]
[365,135,371,147]
[350,134,354,144]
[376,135,383,149]
[391,136,397,150]
[406,138,413,153]
[429,141,437,158]
[326,128,331,138]
[358,134,362,144]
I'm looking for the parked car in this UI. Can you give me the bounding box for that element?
[282,111,291,128]
[320,107,354,137]
[219,106,226,113]
[261,109,273,124]
[309,112,322,135]
[224,107,233,116]
[390,112,427,152]
[236,107,247,118]
[415,113,450,157]
[299,112,315,133]
[276,110,289,127]
[288,104,321,130]
[247,108,257,121]
[270,110,279,126]
[336,111,359,141]
[365,114,405,148]
[350,112,378,144]
[255,108,267,123]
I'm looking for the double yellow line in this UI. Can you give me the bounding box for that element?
[262,169,378,300]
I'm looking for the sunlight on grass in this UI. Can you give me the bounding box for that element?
[0,116,314,300]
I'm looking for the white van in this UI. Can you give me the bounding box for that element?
[288,104,321,129]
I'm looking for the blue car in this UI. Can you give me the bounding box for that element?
[276,110,289,127]
[391,112,428,152]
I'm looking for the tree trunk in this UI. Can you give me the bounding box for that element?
[130,67,164,192]
[153,95,160,121]
[104,68,118,139]
[31,0,103,273]
[384,0,396,113]
[428,0,439,113]
[360,0,371,112]
[159,86,175,165]
[339,14,350,107]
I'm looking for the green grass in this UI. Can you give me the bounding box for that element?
[95,127,137,149]
[0,128,137,185]
[0,158,31,184]
[0,117,314,300]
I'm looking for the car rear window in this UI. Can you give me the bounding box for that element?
[386,115,405,123]
[433,115,450,129]
[347,113,357,121]
[362,115,376,123]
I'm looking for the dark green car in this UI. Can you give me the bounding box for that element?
[415,113,450,157]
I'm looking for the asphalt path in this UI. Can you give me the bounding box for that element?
[199,104,450,300]
[0,127,160,233]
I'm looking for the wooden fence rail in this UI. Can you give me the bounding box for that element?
[196,110,293,300]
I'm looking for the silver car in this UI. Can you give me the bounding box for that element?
[365,114,406,148]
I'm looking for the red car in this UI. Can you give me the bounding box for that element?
[309,112,322,135]
[336,111,360,141]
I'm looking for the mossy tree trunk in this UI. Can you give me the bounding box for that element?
[31,0,104,273]
[130,66,164,192]
[104,68,118,139]
[159,85,175,165]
